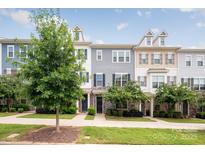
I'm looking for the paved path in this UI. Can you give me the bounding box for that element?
[0,112,205,130]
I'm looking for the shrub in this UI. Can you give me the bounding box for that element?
[112,109,119,116]
[123,109,143,117]
[9,108,16,112]
[167,111,174,118]
[106,109,113,116]
[67,106,77,114]
[88,107,96,115]
[159,111,166,118]
[153,111,159,117]
[1,107,8,112]
[18,108,24,113]
[13,104,30,111]
[36,107,55,114]
[173,111,182,118]
[196,112,205,119]
[118,110,123,117]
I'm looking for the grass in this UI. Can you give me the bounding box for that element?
[18,113,76,119]
[0,112,17,117]
[0,124,44,141]
[77,127,205,144]
[84,115,95,120]
[105,116,155,122]
[158,118,205,124]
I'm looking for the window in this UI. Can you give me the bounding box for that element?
[196,55,204,66]
[74,32,79,41]
[19,45,28,58]
[185,55,192,66]
[96,74,103,87]
[138,76,147,87]
[167,76,176,85]
[152,53,161,64]
[114,73,129,86]
[199,78,205,90]
[152,76,165,88]
[7,45,14,58]
[84,49,87,60]
[77,49,87,60]
[96,50,102,61]
[112,50,130,63]
[193,78,205,90]
[160,37,165,46]
[6,68,11,75]
[181,78,191,87]
[194,78,200,90]
[140,53,148,64]
[166,53,174,64]
[146,37,152,46]
[80,72,89,83]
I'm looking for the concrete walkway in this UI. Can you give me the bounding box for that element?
[0,112,205,130]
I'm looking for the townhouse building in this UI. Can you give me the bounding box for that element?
[1,26,205,117]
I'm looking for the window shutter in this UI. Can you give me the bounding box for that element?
[84,49,87,60]
[112,74,115,86]
[103,74,105,87]
[167,76,170,84]
[165,54,168,64]
[181,78,184,84]
[139,54,142,64]
[146,54,148,64]
[174,76,177,84]
[137,76,140,82]
[144,76,147,87]
[128,74,131,81]
[94,74,96,87]
[151,54,154,64]
[160,53,163,64]
[173,54,175,64]
[86,72,89,82]
[191,78,194,89]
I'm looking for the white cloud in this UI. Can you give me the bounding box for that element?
[116,22,128,31]
[179,8,196,12]
[137,10,142,17]
[145,11,151,17]
[0,9,30,25]
[150,28,160,34]
[136,10,151,18]
[196,22,205,28]
[114,9,122,14]
[95,40,104,44]
[179,8,205,16]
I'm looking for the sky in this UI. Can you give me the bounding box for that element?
[0,8,205,48]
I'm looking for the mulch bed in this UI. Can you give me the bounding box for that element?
[19,126,81,143]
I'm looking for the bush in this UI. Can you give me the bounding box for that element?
[13,104,30,111]
[1,107,8,112]
[118,110,123,117]
[9,108,16,112]
[112,110,119,116]
[167,111,174,118]
[18,108,24,113]
[153,111,159,117]
[159,111,166,118]
[106,109,113,116]
[88,107,96,115]
[196,112,205,119]
[36,107,55,114]
[173,111,182,118]
[67,106,77,114]
[123,109,143,117]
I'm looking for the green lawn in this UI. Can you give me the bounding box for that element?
[106,116,155,122]
[84,115,95,120]
[18,113,76,119]
[158,118,205,124]
[0,124,44,141]
[77,127,205,144]
[0,112,17,117]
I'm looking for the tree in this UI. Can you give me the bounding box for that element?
[196,92,205,112]
[103,81,147,110]
[155,84,197,112]
[19,9,84,132]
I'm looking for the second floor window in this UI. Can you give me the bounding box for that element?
[80,72,89,83]
[196,55,204,66]
[193,78,205,90]
[94,73,105,87]
[166,53,174,64]
[112,50,130,63]
[167,76,176,85]
[19,45,28,58]
[152,76,164,88]
[7,45,14,58]
[137,76,147,87]
[113,73,130,86]
[96,50,102,61]
[185,55,192,66]
[77,49,87,60]
[152,53,161,64]
[139,53,148,64]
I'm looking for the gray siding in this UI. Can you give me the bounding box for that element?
[91,48,135,87]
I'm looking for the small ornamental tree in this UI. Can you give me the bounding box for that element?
[197,92,205,112]
[19,9,84,132]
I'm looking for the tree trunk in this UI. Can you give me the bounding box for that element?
[56,106,60,132]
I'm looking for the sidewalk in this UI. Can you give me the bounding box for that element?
[0,112,205,130]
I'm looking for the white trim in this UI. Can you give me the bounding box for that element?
[196,54,204,67]
[19,45,28,58]
[145,37,152,47]
[96,50,102,61]
[0,43,2,75]
[7,45,15,58]
[185,54,192,67]
[95,73,104,87]
[114,73,129,86]
[112,50,130,63]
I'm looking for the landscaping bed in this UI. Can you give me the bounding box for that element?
[158,118,205,124]
[17,113,76,119]
[85,115,95,120]
[77,127,205,144]
[105,116,155,122]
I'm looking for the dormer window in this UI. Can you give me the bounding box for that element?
[146,37,152,46]
[160,37,165,46]
[74,31,79,41]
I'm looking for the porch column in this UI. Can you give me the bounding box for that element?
[139,102,142,112]
[76,100,79,113]
[150,97,154,117]
[88,93,90,108]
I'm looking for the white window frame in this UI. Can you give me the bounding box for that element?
[96,73,103,87]
[96,50,102,61]
[152,75,165,89]
[112,50,130,63]
[114,73,129,86]
[145,37,152,46]
[167,52,174,64]
[159,37,165,46]
[153,52,161,64]
[19,45,28,58]
[7,45,15,58]
[196,55,204,67]
[185,55,192,67]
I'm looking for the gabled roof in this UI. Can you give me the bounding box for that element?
[72,25,82,32]
[137,30,154,46]
[153,31,168,44]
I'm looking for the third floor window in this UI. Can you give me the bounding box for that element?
[185,55,192,67]
[196,55,204,67]
[112,50,130,63]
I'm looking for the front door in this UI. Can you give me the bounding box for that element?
[183,102,188,116]
[96,96,103,113]
[82,94,88,112]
